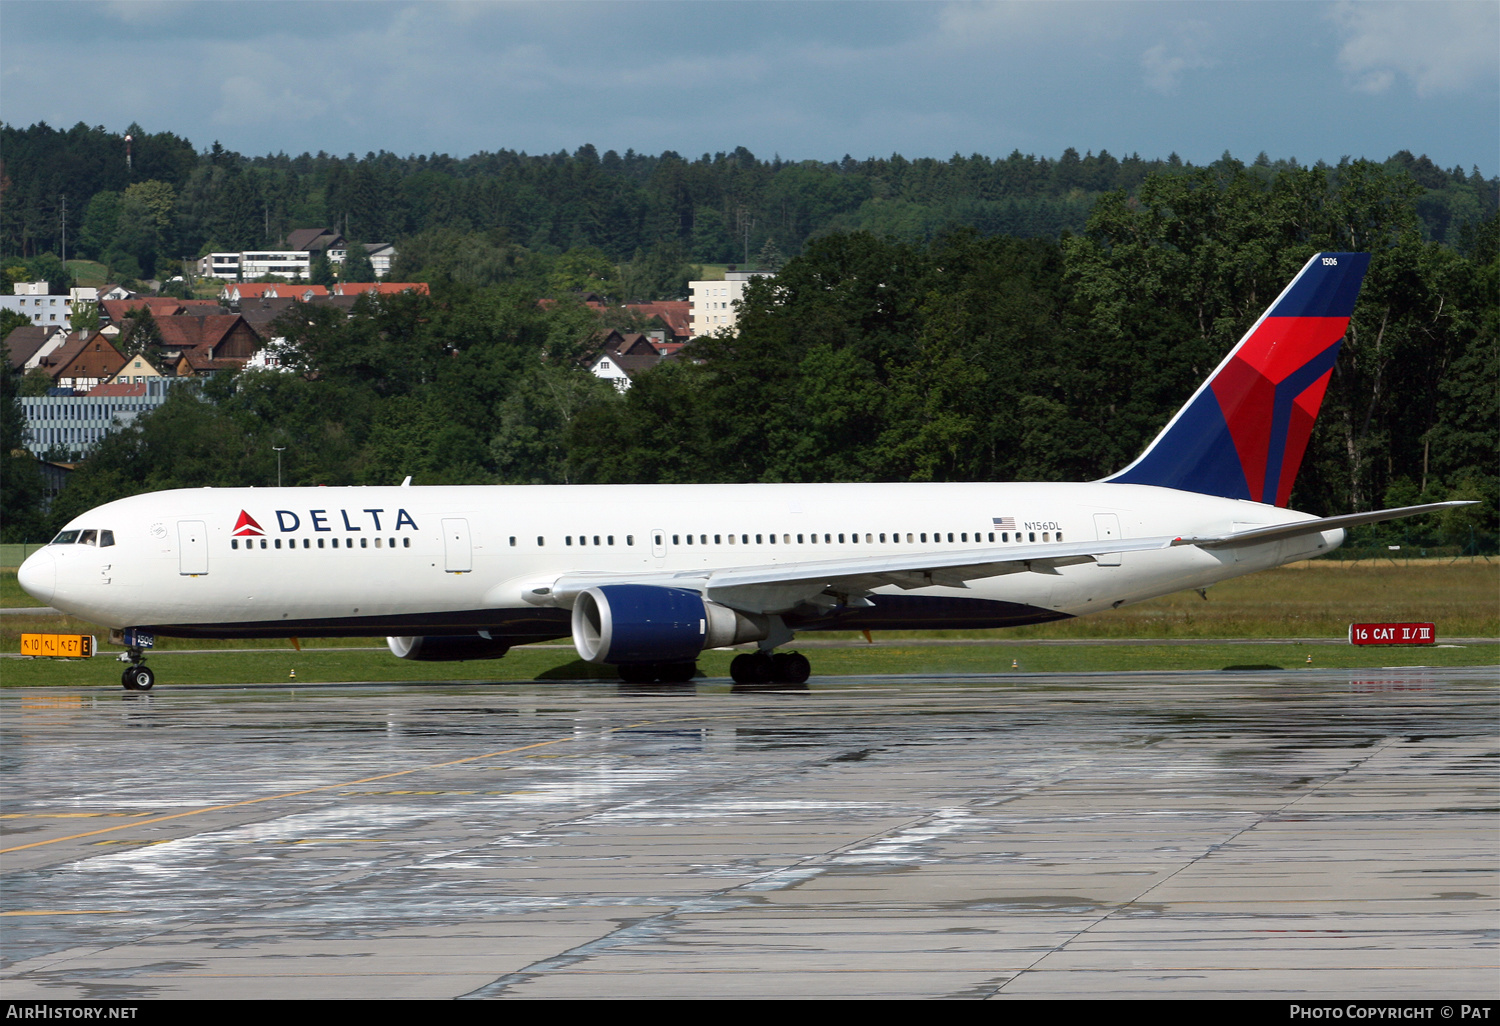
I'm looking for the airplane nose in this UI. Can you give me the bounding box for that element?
[17,550,55,607]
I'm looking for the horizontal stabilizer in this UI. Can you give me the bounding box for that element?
[1171,501,1477,550]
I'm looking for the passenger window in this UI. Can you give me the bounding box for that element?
[537,537,544,546]
[685,535,692,545]
[879,533,886,543]
[508,537,515,547]
[608,536,614,545]
[261,539,267,549]
[318,538,325,548]
[232,539,238,550]
[404,538,411,548]
[627,535,635,546]
[906,533,913,543]
[865,533,873,543]
[1057,531,1064,541]
[275,539,282,549]
[361,538,368,548]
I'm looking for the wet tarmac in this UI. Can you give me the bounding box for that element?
[1,668,1495,1000]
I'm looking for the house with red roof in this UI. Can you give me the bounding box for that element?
[332,282,430,297]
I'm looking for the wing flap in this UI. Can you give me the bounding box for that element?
[543,537,1175,614]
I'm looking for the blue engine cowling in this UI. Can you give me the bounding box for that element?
[571,585,767,664]
[386,635,512,661]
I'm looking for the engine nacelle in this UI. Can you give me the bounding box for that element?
[571,585,767,664]
[386,634,512,662]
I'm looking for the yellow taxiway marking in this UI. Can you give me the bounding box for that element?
[0,714,725,854]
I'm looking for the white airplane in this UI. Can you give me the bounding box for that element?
[18,252,1467,690]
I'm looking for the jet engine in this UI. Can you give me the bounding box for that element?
[571,584,767,664]
[386,634,512,661]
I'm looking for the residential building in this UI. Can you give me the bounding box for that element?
[332,282,429,297]
[31,333,128,392]
[4,325,65,371]
[2,284,99,328]
[688,270,774,337]
[585,331,678,391]
[196,253,242,280]
[239,250,311,281]
[105,352,166,386]
[221,283,330,305]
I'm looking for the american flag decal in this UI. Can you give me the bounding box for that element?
[993,517,1016,530]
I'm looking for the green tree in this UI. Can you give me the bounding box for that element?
[341,241,376,282]
[0,341,48,540]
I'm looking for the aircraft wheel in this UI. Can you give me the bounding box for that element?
[730,652,774,684]
[121,665,155,692]
[618,663,658,684]
[772,652,811,684]
[658,661,697,683]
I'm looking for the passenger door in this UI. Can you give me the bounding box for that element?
[442,518,472,573]
[178,521,209,575]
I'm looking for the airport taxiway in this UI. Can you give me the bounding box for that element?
[1,668,1496,999]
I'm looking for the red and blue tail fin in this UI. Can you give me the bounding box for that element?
[1104,252,1370,506]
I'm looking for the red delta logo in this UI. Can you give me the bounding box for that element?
[232,511,265,537]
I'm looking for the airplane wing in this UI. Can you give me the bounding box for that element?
[540,535,1179,615]
[1171,501,1477,549]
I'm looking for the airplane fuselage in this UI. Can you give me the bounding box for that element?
[20,481,1342,642]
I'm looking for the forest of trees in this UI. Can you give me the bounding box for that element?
[0,123,1495,547]
[2,121,1494,281]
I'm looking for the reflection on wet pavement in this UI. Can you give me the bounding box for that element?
[2,668,1495,999]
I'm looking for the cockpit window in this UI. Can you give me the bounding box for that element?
[50,530,80,545]
[79,530,97,546]
[100,530,115,547]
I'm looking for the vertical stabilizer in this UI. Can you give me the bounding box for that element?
[1104,252,1370,506]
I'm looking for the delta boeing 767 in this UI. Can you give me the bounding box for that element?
[17,252,1467,689]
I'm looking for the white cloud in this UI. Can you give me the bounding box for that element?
[1332,0,1499,97]
[1140,21,1217,95]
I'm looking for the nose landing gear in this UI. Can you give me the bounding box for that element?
[120,663,155,691]
[112,629,156,691]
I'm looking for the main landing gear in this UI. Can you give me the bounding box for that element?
[617,661,698,684]
[729,650,811,685]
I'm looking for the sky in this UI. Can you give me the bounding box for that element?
[2,0,1496,174]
